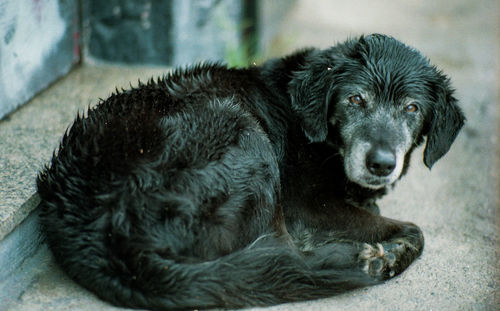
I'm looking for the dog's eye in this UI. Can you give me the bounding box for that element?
[349,95,365,106]
[405,103,419,113]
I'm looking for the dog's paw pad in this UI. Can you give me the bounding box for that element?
[368,257,384,275]
[359,243,396,278]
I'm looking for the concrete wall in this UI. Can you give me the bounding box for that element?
[82,0,259,67]
[0,0,79,120]
[82,0,174,64]
[0,0,293,119]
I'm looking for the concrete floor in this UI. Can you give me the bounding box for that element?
[6,0,499,310]
[255,0,500,310]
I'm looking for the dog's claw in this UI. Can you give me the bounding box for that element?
[369,258,384,275]
[359,243,397,278]
[385,252,396,265]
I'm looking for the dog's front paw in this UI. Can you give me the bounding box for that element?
[359,243,397,278]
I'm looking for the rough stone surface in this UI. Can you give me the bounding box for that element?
[3,0,499,310]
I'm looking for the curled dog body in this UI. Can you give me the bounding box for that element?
[37,35,464,310]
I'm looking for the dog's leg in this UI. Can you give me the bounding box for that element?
[349,199,380,215]
[344,208,423,279]
[358,223,423,278]
[290,205,424,280]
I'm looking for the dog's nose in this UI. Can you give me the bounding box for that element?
[366,148,396,176]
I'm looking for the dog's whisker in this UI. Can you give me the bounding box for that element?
[321,152,341,167]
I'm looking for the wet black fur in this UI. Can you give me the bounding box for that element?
[37,34,464,310]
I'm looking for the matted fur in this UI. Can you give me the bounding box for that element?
[37,34,464,310]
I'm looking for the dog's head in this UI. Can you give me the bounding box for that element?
[289,34,465,189]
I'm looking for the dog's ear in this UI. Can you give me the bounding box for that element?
[288,51,334,142]
[423,74,465,169]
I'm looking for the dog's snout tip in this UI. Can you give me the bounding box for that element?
[366,148,396,177]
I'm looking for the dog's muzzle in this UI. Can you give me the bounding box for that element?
[365,147,396,177]
[344,139,406,190]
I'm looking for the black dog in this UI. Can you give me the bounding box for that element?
[37,34,464,310]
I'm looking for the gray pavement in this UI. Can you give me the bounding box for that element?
[5,0,498,310]
[254,0,499,310]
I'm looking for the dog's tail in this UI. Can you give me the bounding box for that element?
[66,235,379,310]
